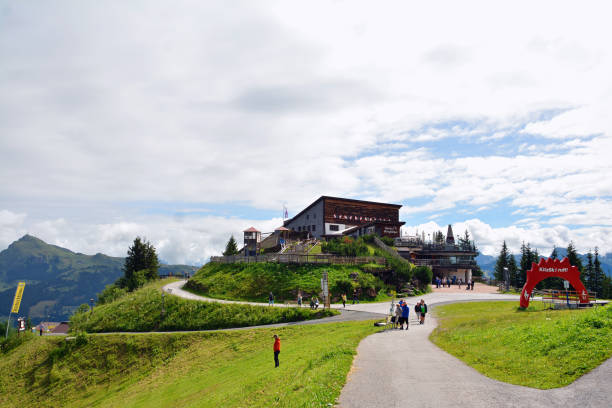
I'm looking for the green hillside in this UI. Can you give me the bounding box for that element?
[0,235,196,322]
[0,321,379,408]
[185,262,390,303]
[431,301,612,388]
[70,280,336,332]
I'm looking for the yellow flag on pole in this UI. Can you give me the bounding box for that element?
[11,282,26,314]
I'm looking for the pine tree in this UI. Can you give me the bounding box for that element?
[223,235,239,256]
[593,247,603,296]
[585,250,594,291]
[507,254,519,288]
[519,242,532,287]
[122,237,160,291]
[550,247,558,260]
[495,241,509,282]
[566,241,584,282]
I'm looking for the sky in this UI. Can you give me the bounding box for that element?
[1,0,611,265]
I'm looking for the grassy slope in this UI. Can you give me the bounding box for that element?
[430,301,612,389]
[0,321,380,408]
[70,279,336,333]
[186,262,387,302]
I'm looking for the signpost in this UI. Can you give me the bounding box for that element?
[321,271,330,309]
[5,282,25,339]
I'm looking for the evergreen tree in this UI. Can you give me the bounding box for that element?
[550,247,558,260]
[593,247,603,296]
[585,250,594,291]
[433,231,445,244]
[494,241,510,282]
[519,242,532,287]
[566,241,584,281]
[600,275,612,300]
[507,254,519,288]
[223,235,239,256]
[122,237,160,291]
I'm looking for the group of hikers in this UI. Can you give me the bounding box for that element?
[434,276,475,290]
[390,299,428,330]
[292,291,360,309]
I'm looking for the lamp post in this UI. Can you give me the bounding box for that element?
[89,298,94,312]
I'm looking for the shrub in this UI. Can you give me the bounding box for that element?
[321,237,369,257]
[414,265,433,288]
[97,284,128,305]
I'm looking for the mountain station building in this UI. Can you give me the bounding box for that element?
[282,196,405,239]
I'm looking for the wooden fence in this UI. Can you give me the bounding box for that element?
[210,254,387,266]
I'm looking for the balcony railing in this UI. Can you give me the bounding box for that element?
[411,259,477,268]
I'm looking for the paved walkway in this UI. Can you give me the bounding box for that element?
[338,312,611,408]
[166,280,611,407]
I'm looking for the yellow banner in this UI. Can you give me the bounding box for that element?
[11,282,26,314]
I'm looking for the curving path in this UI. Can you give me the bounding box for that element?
[166,280,611,406]
[338,310,611,408]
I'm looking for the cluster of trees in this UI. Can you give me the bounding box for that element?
[494,240,612,298]
[97,237,160,304]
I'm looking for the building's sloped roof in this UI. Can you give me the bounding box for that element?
[51,322,70,334]
[243,227,260,232]
[284,195,402,226]
[275,226,290,231]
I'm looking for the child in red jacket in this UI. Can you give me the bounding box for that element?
[273,335,281,367]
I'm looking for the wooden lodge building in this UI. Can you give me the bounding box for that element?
[239,196,478,282]
[282,196,405,239]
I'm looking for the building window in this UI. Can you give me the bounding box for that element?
[330,224,339,231]
[307,225,311,231]
[298,226,301,231]
[313,214,316,219]
[312,225,316,232]
[306,214,309,220]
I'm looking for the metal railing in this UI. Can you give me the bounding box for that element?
[411,259,477,268]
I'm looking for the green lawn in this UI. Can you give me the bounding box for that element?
[308,243,322,254]
[430,301,612,389]
[0,321,380,408]
[186,262,388,303]
[70,279,336,333]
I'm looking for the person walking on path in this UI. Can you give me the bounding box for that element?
[419,299,428,324]
[342,293,347,308]
[466,279,471,291]
[273,334,281,368]
[395,303,402,329]
[268,292,274,306]
[400,300,410,330]
[297,293,302,307]
[414,301,421,323]
[352,291,359,304]
[309,297,315,309]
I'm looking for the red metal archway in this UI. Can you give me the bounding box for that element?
[519,257,589,308]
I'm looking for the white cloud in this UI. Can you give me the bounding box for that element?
[1,1,612,263]
[403,219,612,257]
